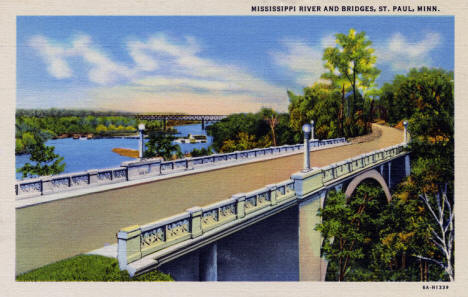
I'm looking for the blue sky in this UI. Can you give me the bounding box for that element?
[17,16,454,114]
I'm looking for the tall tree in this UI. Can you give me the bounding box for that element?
[315,186,386,281]
[322,29,380,119]
[417,187,454,281]
[260,108,279,146]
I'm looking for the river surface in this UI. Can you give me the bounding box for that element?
[15,123,213,180]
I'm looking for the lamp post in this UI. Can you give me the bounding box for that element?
[138,123,145,158]
[302,123,311,172]
[310,120,315,140]
[403,121,408,144]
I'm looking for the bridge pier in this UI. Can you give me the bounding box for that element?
[388,162,392,188]
[202,118,205,130]
[405,155,411,177]
[298,191,327,281]
[199,243,218,281]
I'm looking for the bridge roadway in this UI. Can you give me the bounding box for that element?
[16,124,403,275]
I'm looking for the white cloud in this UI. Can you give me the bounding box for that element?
[29,35,73,79]
[29,33,290,112]
[376,32,441,71]
[29,34,133,84]
[271,34,335,86]
[320,34,336,48]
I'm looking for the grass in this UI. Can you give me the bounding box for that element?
[16,255,173,282]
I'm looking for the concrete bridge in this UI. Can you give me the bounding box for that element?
[15,124,407,277]
[135,114,227,130]
[117,142,409,281]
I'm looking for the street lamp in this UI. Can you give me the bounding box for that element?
[403,121,408,144]
[138,123,145,158]
[302,123,311,171]
[310,120,315,140]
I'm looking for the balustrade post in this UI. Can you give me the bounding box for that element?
[117,225,142,270]
[41,177,53,195]
[186,158,194,170]
[267,184,277,205]
[186,207,203,238]
[232,194,246,219]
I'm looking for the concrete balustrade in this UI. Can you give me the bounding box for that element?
[117,143,409,274]
[117,178,297,271]
[16,137,348,198]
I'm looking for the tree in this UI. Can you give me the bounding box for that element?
[190,147,213,157]
[207,111,294,152]
[321,68,351,135]
[260,108,279,146]
[288,82,341,139]
[322,29,380,119]
[17,139,65,178]
[143,131,182,161]
[316,189,367,281]
[416,187,454,281]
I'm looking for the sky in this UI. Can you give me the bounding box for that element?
[17,16,454,114]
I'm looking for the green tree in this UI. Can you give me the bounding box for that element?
[288,82,341,139]
[316,189,365,281]
[143,131,182,161]
[17,140,65,178]
[207,111,294,152]
[190,147,213,157]
[322,29,380,119]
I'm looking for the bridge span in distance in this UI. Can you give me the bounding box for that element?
[135,114,227,130]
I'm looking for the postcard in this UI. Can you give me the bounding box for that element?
[1,0,466,296]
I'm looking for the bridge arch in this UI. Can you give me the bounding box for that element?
[344,169,392,203]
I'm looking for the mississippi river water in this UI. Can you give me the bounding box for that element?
[15,123,212,180]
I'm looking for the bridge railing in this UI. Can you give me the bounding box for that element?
[15,137,347,198]
[117,143,407,270]
[117,178,297,269]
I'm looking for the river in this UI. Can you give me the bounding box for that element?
[15,123,213,180]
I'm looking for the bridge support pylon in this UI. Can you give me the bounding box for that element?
[298,191,327,281]
[199,243,218,281]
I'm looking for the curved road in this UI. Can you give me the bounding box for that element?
[16,124,404,274]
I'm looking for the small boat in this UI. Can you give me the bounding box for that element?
[175,133,208,144]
